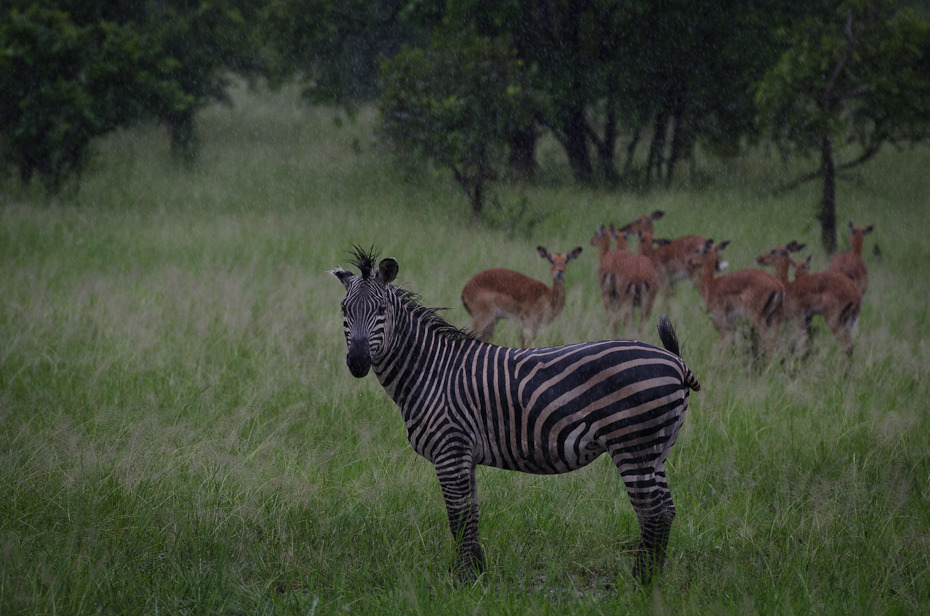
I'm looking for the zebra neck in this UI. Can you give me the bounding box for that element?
[372,301,464,411]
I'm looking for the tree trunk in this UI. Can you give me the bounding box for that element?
[166,109,199,167]
[666,113,684,188]
[596,100,619,186]
[507,125,537,180]
[559,106,593,183]
[819,133,837,254]
[621,127,642,181]
[646,111,669,187]
[472,179,484,221]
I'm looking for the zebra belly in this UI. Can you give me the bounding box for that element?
[477,420,607,475]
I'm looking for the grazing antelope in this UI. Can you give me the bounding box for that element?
[461,245,583,347]
[757,244,861,356]
[334,247,700,583]
[687,240,786,361]
[829,222,874,296]
[589,225,659,336]
[620,210,710,304]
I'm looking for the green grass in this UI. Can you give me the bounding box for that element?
[2,83,929,614]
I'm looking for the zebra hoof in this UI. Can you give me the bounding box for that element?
[451,548,485,583]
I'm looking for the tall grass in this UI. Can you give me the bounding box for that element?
[1,83,929,614]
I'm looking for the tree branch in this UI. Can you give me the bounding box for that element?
[770,139,885,196]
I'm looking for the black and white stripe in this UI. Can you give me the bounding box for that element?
[333,247,700,583]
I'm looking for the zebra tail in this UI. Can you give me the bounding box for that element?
[657,314,701,392]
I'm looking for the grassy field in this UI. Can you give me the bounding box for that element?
[2,84,929,615]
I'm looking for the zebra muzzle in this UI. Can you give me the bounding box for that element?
[346,338,372,378]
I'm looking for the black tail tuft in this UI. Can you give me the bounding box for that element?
[657,314,680,357]
[657,315,701,392]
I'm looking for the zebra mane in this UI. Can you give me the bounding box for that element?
[394,287,477,341]
[348,245,379,279]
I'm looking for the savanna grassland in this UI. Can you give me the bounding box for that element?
[2,84,929,615]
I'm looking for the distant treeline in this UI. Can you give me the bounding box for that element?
[2,1,929,248]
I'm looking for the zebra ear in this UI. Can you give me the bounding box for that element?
[377,258,399,284]
[332,268,355,290]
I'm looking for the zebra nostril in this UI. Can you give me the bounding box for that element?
[346,337,372,378]
[347,354,371,378]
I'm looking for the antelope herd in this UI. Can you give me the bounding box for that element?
[461,212,875,361]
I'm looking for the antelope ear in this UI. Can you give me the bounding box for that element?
[864,225,875,234]
[377,258,399,284]
[651,210,665,221]
[332,268,355,290]
[567,246,583,261]
[537,246,554,262]
[717,240,731,251]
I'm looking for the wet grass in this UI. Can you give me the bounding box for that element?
[1,84,929,614]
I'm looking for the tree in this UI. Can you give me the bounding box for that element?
[378,33,528,219]
[756,0,930,252]
[143,0,264,164]
[614,0,784,188]
[0,0,262,193]
[258,0,412,108]
[413,0,781,188]
[0,5,188,194]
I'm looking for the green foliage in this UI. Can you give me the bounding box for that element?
[379,32,528,218]
[139,0,263,163]
[755,0,930,159]
[258,0,414,106]
[754,0,930,251]
[0,0,261,193]
[0,6,188,194]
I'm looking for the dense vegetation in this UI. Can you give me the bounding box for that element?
[3,1,929,248]
[1,85,928,614]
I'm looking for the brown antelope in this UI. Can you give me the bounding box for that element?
[589,225,659,336]
[620,210,710,303]
[757,244,861,356]
[461,246,583,347]
[792,256,812,278]
[829,222,874,296]
[687,240,786,361]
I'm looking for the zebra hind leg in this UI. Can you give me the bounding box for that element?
[619,465,676,586]
[632,500,676,586]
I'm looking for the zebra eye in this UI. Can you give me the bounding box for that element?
[377,303,387,316]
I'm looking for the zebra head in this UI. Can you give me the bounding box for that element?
[332,248,399,378]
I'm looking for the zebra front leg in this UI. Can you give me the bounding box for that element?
[435,454,485,580]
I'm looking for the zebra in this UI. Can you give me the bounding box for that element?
[332,247,701,584]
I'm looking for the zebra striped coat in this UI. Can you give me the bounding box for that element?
[333,248,700,583]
